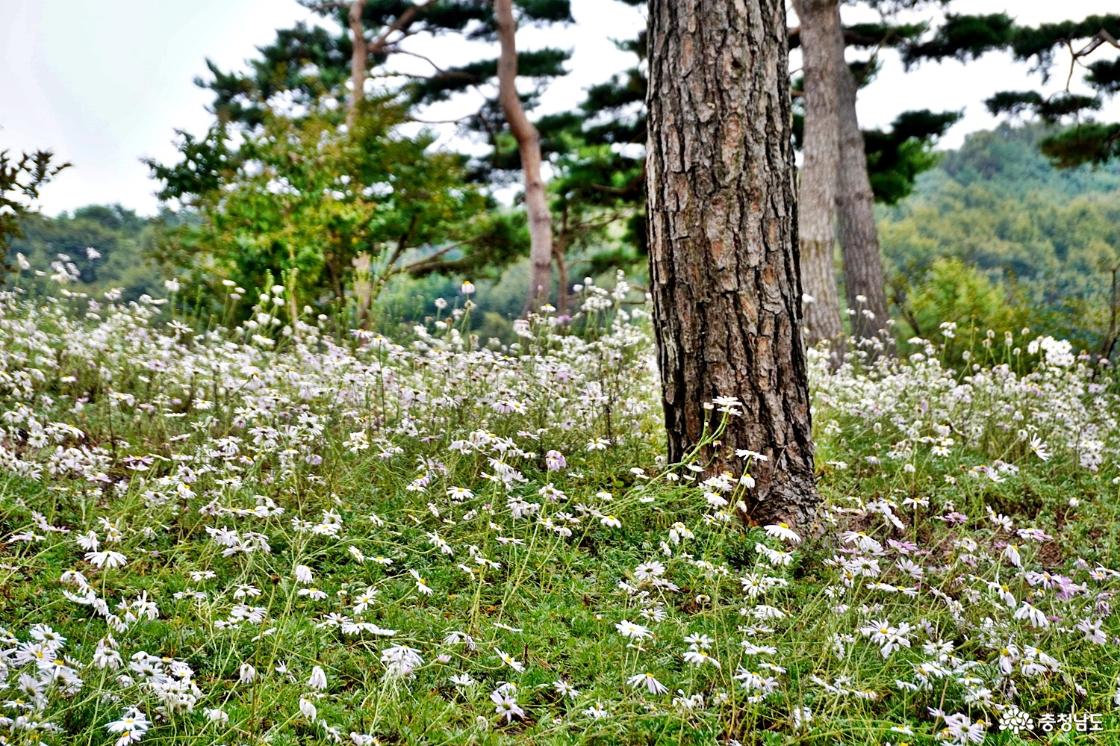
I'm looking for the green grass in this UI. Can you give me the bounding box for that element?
[1,285,1120,744]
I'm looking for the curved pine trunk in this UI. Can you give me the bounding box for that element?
[494,0,553,314]
[793,0,844,352]
[646,0,818,528]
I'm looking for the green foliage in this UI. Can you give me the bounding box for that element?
[986,91,1101,122]
[7,204,166,301]
[1087,57,1120,95]
[1041,123,1120,168]
[194,1,574,185]
[901,13,1015,65]
[909,11,1120,169]
[936,123,1120,192]
[0,148,68,263]
[145,0,586,320]
[405,47,570,106]
[879,123,1120,348]
[1010,14,1120,67]
[862,109,960,204]
[898,257,1028,339]
[154,99,503,317]
[147,127,235,205]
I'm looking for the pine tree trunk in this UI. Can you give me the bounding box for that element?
[835,52,891,343]
[347,0,367,131]
[347,0,372,325]
[554,204,571,319]
[494,0,553,314]
[793,0,844,351]
[646,0,818,528]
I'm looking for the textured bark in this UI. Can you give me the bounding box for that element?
[793,0,844,350]
[646,0,818,528]
[347,0,367,131]
[348,0,371,325]
[554,202,571,318]
[494,0,553,314]
[553,242,569,318]
[835,49,891,342]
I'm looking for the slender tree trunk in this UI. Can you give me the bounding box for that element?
[646,0,818,528]
[347,0,367,131]
[494,0,553,314]
[835,48,891,343]
[553,242,569,318]
[554,201,570,318]
[348,0,372,325]
[793,0,844,351]
[1100,266,1120,363]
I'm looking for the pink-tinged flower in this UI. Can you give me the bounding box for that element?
[1078,618,1106,644]
[941,511,968,526]
[942,712,985,744]
[545,450,566,471]
[887,539,918,555]
[491,689,525,722]
[627,672,667,694]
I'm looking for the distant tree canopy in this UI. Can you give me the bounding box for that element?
[906,12,1120,168]
[11,120,1120,352]
[197,0,574,181]
[7,204,165,300]
[29,2,1113,347]
[879,123,1120,347]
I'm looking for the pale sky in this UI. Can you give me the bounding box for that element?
[1,0,1118,216]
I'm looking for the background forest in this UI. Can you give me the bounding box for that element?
[11,122,1120,346]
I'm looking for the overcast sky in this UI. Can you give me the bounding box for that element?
[2,0,1118,216]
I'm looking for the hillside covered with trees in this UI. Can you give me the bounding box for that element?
[881,123,1120,349]
[11,123,1120,348]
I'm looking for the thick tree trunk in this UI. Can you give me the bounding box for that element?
[347,0,367,131]
[793,0,844,351]
[494,0,553,314]
[835,49,891,342]
[646,0,818,528]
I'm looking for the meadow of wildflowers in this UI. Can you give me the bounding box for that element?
[2,273,1120,744]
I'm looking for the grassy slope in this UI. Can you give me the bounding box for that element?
[1,286,1120,744]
